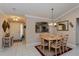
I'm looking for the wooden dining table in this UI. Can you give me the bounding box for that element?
[40,34,64,52]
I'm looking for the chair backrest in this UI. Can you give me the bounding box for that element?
[50,36,63,48]
[51,40,62,48]
[63,34,69,45]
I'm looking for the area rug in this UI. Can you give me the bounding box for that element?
[35,45,72,56]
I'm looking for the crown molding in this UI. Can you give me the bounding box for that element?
[25,14,51,20]
[56,5,79,19]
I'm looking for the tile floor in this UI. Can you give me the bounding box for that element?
[0,42,41,56]
[0,42,79,56]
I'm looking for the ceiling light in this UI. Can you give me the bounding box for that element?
[15,18,18,21]
[54,23,57,26]
[13,18,18,21]
[53,22,57,27]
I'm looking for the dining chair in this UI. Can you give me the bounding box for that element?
[61,34,69,53]
[50,37,62,56]
[39,33,48,50]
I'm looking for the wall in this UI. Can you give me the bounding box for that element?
[55,6,79,48]
[0,16,4,48]
[26,16,49,46]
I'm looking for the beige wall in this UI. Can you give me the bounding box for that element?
[0,16,4,48]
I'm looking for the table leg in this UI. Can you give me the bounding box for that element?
[40,38,42,48]
[48,41,51,52]
[43,39,45,51]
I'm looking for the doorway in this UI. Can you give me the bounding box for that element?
[76,18,79,46]
[8,16,26,46]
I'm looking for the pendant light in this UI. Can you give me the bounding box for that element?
[49,8,54,26]
[49,8,57,26]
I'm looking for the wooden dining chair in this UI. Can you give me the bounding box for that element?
[39,33,48,50]
[61,34,69,53]
[50,37,62,56]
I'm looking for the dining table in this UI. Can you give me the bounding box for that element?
[40,33,64,52]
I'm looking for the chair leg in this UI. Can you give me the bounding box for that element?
[59,48,61,54]
[65,46,68,52]
[62,46,64,53]
[40,39,43,49]
[42,40,45,51]
[55,48,57,56]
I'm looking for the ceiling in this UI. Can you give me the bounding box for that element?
[0,3,79,19]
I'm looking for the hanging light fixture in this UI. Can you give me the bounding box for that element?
[49,8,54,26]
[49,8,57,26]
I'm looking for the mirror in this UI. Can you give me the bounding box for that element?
[35,22,49,33]
[56,20,69,31]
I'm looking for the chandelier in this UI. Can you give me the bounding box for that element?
[49,8,57,26]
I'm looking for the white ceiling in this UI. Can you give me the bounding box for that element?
[0,3,79,19]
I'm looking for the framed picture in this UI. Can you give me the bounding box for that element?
[57,20,69,31]
[35,22,49,33]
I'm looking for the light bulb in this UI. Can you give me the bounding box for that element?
[13,18,18,21]
[49,23,53,26]
[54,23,57,26]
